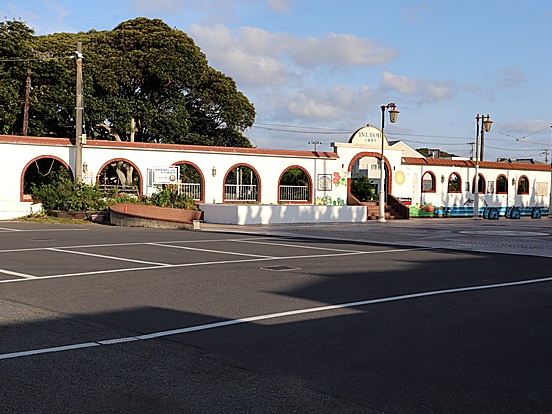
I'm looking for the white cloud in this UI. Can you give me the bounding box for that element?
[266,0,293,14]
[500,120,552,136]
[421,82,455,101]
[289,33,398,68]
[189,24,399,88]
[287,94,339,120]
[1,2,71,34]
[188,24,289,86]
[381,72,419,95]
[497,68,525,88]
[381,71,456,102]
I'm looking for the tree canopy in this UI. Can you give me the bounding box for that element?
[416,148,458,158]
[0,18,255,147]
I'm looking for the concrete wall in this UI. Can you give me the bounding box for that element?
[199,204,366,225]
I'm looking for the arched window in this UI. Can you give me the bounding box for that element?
[224,164,261,202]
[278,166,312,203]
[21,156,72,202]
[517,176,529,194]
[447,172,461,193]
[98,159,142,196]
[472,174,486,194]
[173,161,204,202]
[421,171,436,193]
[496,175,508,194]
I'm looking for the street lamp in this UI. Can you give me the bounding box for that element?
[378,103,399,223]
[473,114,492,219]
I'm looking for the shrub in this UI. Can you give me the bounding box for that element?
[31,180,197,212]
[351,176,378,202]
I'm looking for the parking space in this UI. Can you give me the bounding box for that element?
[1,221,552,413]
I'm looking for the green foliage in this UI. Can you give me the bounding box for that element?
[281,168,308,186]
[351,176,378,202]
[416,148,458,158]
[0,17,255,146]
[31,176,108,211]
[143,188,197,210]
[31,179,197,212]
[0,20,35,135]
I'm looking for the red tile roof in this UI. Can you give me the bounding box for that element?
[402,157,551,171]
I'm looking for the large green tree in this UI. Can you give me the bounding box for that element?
[1,18,255,146]
[0,20,35,135]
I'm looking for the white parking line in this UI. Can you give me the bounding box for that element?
[46,248,171,266]
[0,247,432,284]
[2,274,552,360]
[0,268,37,279]
[234,239,365,253]
[148,242,273,258]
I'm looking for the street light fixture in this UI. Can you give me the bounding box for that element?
[473,113,492,219]
[378,103,399,223]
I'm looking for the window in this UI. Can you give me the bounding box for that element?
[472,174,486,194]
[496,175,507,194]
[447,173,461,193]
[517,176,529,194]
[421,171,436,193]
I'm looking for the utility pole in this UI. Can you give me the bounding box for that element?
[75,42,83,181]
[309,140,322,151]
[22,68,31,135]
[467,142,475,160]
[542,149,549,164]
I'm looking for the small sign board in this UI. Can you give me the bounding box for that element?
[152,167,179,185]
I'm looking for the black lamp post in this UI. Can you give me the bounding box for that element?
[378,103,399,223]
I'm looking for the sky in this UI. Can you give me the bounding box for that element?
[2,0,552,162]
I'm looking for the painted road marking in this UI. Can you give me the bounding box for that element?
[0,268,37,279]
[47,248,171,266]
[148,242,273,258]
[2,274,552,360]
[0,237,287,254]
[0,228,88,233]
[0,247,432,284]
[234,239,365,253]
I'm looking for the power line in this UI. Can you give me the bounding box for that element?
[519,125,552,139]
[0,56,73,63]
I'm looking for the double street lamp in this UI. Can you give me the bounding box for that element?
[378,103,399,223]
[473,114,493,219]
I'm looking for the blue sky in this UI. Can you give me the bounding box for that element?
[2,0,552,161]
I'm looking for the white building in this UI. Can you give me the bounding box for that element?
[1,125,549,223]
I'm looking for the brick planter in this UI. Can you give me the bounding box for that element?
[109,204,203,229]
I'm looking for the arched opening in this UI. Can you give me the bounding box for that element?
[278,166,312,203]
[421,171,436,193]
[496,174,508,194]
[348,153,389,202]
[22,156,72,202]
[98,159,142,196]
[224,164,260,202]
[447,172,461,193]
[517,176,529,194]
[472,174,486,194]
[172,161,204,202]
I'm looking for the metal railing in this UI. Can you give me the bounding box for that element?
[177,183,202,200]
[224,184,258,201]
[279,185,310,202]
[98,184,139,196]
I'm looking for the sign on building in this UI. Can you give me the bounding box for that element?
[150,167,179,185]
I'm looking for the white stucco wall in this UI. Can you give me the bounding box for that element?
[199,204,366,225]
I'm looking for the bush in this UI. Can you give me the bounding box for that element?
[31,180,197,212]
[351,176,378,202]
[31,177,107,211]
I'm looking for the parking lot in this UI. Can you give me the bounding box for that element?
[1,219,552,413]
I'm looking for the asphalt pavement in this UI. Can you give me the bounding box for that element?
[1,218,552,413]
